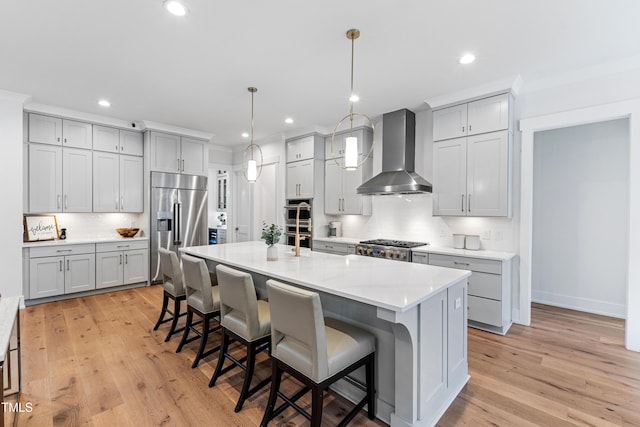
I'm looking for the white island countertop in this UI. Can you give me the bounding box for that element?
[182,241,470,313]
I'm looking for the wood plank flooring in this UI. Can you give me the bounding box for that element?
[7,286,640,426]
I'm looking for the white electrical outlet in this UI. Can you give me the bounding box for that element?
[495,231,503,241]
[482,230,491,240]
[455,297,461,309]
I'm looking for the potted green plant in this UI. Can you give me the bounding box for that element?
[261,222,283,261]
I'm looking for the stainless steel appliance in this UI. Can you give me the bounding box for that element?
[355,239,428,262]
[284,199,312,248]
[151,172,208,283]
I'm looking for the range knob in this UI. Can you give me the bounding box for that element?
[399,252,406,259]
[393,251,400,259]
[379,250,385,257]
[366,248,373,255]
[356,247,363,255]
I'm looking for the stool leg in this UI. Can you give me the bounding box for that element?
[310,385,323,427]
[164,296,181,342]
[260,361,282,427]
[153,292,169,331]
[209,329,229,387]
[176,309,193,353]
[235,340,256,412]
[192,314,210,368]
[366,353,375,419]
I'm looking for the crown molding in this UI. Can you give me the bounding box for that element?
[424,75,522,109]
[0,89,32,104]
[24,102,139,131]
[140,120,213,142]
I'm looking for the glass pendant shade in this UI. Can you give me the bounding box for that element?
[242,87,262,182]
[247,159,257,182]
[344,136,358,170]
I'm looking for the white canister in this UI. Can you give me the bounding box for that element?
[452,234,465,249]
[465,235,480,250]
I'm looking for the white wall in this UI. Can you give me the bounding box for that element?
[0,90,29,298]
[532,119,629,318]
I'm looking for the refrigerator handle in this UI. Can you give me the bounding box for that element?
[174,202,182,245]
[172,202,178,244]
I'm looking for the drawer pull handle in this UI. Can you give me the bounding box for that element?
[56,249,72,252]
[117,245,130,248]
[59,260,63,271]
[453,261,470,266]
[66,260,70,271]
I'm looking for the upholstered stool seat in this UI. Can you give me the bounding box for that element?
[175,254,221,368]
[153,248,187,342]
[261,279,376,427]
[209,265,271,412]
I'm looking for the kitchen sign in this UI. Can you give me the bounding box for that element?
[24,215,59,241]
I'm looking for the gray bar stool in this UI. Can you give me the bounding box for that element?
[175,254,222,368]
[209,265,272,412]
[153,248,187,342]
[261,279,376,427]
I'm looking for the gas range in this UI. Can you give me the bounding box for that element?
[355,239,428,262]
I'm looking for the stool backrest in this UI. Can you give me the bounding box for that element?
[158,248,184,296]
[266,279,328,380]
[182,254,215,312]
[216,265,260,339]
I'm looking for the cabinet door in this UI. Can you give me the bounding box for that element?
[28,114,63,145]
[432,139,467,216]
[433,104,467,141]
[324,160,342,214]
[341,167,365,214]
[120,155,143,212]
[29,256,65,298]
[64,253,96,294]
[29,143,63,213]
[93,125,120,153]
[96,251,123,289]
[123,249,148,284]
[150,132,181,173]
[297,160,314,198]
[286,162,300,199]
[325,134,344,160]
[62,120,93,149]
[62,148,92,212]
[467,94,509,136]
[119,130,143,156]
[466,131,509,217]
[93,151,120,212]
[181,137,207,176]
[287,135,315,162]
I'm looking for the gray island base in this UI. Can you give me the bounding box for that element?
[181,242,471,427]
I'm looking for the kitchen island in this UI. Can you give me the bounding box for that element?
[181,242,471,427]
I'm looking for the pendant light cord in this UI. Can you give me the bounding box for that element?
[349,35,355,133]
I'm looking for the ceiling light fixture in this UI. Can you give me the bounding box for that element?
[285,118,293,124]
[164,0,188,16]
[242,87,262,183]
[459,53,476,64]
[98,99,111,107]
[241,132,249,138]
[331,29,374,171]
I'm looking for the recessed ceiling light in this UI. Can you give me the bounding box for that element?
[98,99,111,107]
[241,132,249,138]
[459,53,476,65]
[349,94,359,103]
[164,0,188,16]
[285,118,293,124]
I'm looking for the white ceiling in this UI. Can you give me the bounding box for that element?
[2,0,640,147]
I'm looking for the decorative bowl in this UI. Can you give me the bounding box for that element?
[116,228,140,238]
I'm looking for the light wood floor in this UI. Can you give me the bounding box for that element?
[8,285,640,426]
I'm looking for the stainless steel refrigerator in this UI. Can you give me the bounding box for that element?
[150,172,208,283]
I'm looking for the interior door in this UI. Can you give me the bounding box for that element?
[234,169,251,242]
[254,163,279,242]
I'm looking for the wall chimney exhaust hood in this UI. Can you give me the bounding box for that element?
[357,108,432,195]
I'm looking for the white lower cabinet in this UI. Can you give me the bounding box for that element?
[29,244,96,299]
[96,241,148,289]
[312,240,355,255]
[417,251,513,335]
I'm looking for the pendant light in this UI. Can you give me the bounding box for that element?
[242,87,262,183]
[331,29,375,171]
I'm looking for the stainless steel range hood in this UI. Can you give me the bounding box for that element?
[357,108,432,195]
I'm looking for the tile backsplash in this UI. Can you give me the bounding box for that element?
[45,213,145,240]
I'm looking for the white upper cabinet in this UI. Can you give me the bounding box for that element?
[29,144,63,212]
[119,155,143,212]
[28,114,63,145]
[93,126,143,156]
[93,152,143,212]
[62,148,92,212]
[149,131,208,176]
[432,139,467,216]
[286,135,315,162]
[432,93,510,142]
[286,160,314,199]
[62,119,93,149]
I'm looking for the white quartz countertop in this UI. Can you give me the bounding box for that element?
[313,236,361,244]
[0,296,20,362]
[412,245,516,261]
[181,241,470,313]
[23,236,149,248]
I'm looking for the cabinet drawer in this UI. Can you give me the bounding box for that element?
[29,243,95,258]
[96,240,148,253]
[313,241,349,255]
[411,252,429,265]
[468,271,501,300]
[428,253,501,274]
[468,295,502,326]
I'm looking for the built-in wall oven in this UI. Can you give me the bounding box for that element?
[284,198,312,249]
